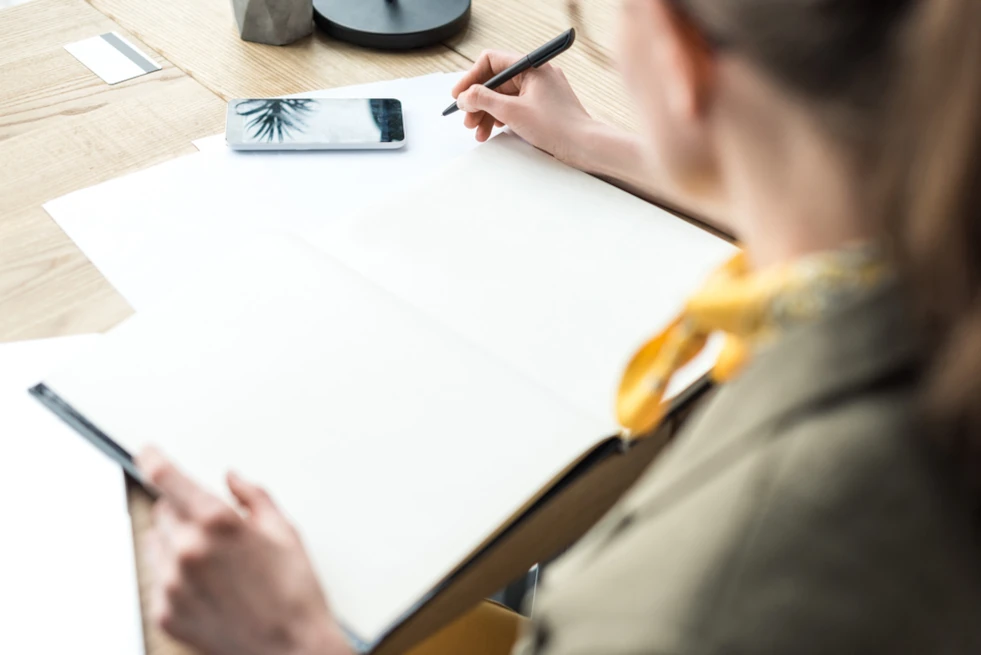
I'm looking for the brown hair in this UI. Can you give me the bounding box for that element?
[888,1,981,493]
[679,1,981,489]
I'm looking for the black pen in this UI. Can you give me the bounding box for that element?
[442,28,577,117]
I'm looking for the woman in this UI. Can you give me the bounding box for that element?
[139,0,981,652]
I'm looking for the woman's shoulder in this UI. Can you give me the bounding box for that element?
[756,371,962,544]
[695,375,981,651]
[532,377,981,655]
[679,281,981,604]
[631,281,981,649]
[634,378,981,654]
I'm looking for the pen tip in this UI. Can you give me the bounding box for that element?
[442,104,458,117]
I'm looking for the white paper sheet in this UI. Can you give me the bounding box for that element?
[0,335,144,655]
[45,73,480,311]
[308,134,737,422]
[42,236,615,644]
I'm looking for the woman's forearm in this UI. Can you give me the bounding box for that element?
[570,121,732,236]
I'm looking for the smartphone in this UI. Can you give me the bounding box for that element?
[225,97,405,151]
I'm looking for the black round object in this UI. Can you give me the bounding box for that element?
[313,0,471,50]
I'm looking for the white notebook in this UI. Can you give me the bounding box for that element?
[33,133,736,650]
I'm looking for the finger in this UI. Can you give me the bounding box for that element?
[146,528,179,634]
[154,500,183,544]
[149,573,173,634]
[142,524,169,571]
[476,112,496,142]
[142,450,240,535]
[138,447,221,521]
[151,567,197,644]
[228,471,294,538]
[144,521,202,643]
[451,50,524,97]
[456,86,520,124]
[462,109,485,130]
[146,518,208,639]
[228,471,279,518]
[155,501,214,576]
[495,120,504,128]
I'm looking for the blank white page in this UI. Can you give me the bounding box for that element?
[42,234,614,645]
[43,73,479,313]
[0,335,144,655]
[310,133,738,424]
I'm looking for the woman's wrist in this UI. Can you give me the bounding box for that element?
[565,121,731,235]
[567,120,649,188]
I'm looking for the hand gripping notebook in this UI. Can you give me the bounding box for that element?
[32,133,736,653]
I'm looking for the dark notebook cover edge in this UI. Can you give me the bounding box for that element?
[29,383,149,488]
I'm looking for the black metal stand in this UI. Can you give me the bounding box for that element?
[313,0,471,50]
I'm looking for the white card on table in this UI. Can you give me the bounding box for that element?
[64,32,161,85]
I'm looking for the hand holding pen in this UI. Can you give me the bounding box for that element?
[446,29,594,164]
[443,29,577,116]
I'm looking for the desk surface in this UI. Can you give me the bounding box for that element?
[0,1,627,652]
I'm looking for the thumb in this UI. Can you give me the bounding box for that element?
[227,471,281,521]
[457,85,518,120]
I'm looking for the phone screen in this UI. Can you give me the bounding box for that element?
[225,98,405,150]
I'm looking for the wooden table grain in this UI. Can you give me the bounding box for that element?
[0,0,227,340]
[0,0,629,653]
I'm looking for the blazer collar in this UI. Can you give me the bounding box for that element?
[705,280,918,437]
[623,281,921,513]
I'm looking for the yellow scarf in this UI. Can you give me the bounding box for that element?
[616,245,891,436]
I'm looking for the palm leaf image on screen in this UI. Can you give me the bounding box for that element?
[236,99,316,143]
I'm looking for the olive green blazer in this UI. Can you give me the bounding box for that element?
[514,283,981,654]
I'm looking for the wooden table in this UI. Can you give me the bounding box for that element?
[0,0,632,653]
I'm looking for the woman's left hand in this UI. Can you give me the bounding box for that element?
[138,447,351,655]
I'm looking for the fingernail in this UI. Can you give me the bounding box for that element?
[456,93,470,112]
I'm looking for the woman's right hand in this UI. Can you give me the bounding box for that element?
[452,52,732,236]
[451,50,594,165]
